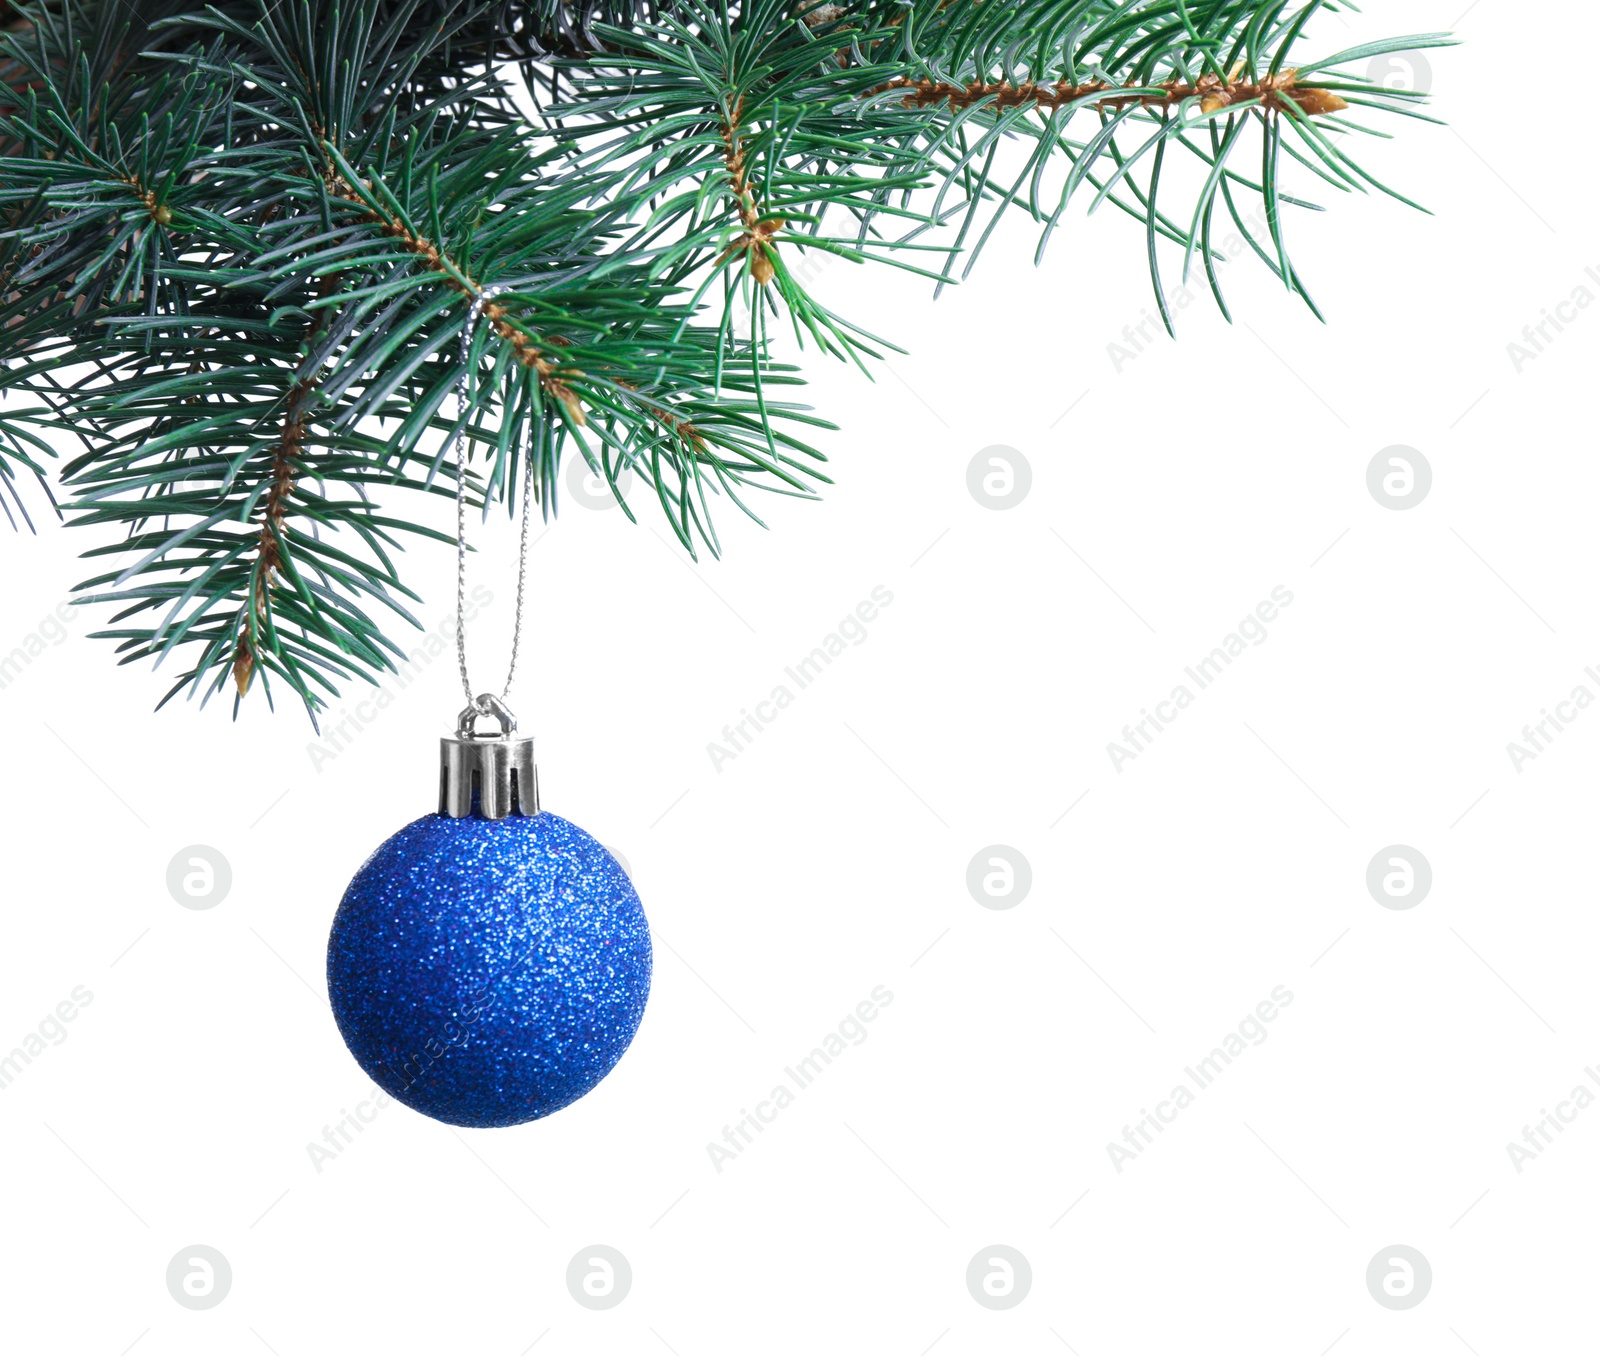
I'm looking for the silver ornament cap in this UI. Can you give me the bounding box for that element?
[439,694,539,820]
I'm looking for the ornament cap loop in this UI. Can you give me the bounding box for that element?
[440,696,538,820]
[457,692,517,739]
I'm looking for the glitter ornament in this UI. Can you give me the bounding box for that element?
[326,289,649,1129]
[327,697,652,1128]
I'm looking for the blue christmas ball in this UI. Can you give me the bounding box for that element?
[327,811,651,1128]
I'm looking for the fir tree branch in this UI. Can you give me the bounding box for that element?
[0,0,1452,720]
[316,149,590,425]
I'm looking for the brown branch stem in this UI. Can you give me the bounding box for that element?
[869,67,1347,117]
[233,373,313,695]
[232,269,345,696]
[717,94,782,285]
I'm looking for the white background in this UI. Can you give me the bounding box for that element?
[2,3,1594,1351]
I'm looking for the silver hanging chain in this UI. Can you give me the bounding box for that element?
[448,284,534,715]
